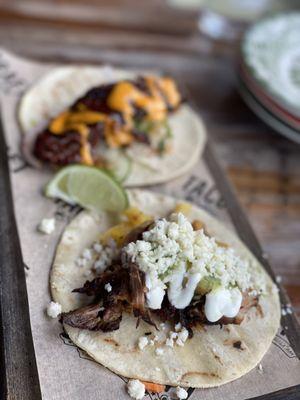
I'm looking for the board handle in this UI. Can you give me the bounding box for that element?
[0,118,42,399]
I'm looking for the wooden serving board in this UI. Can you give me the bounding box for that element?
[0,48,299,400]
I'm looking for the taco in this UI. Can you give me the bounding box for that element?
[51,189,280,388]
[19,66,206,186]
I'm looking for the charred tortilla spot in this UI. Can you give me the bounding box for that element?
[256,304,264,318]
[223,339,244,350]
[104,338,120,347]
[192,219,205,231]
[181,371,221,381]
[214,354,223,365]
[233,340,243,350]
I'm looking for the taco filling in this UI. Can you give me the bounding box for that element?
[52,190,280,387]
[33,76,181,167]
[62,207,262,341]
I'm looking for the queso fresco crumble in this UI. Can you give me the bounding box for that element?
[124,213,263,322]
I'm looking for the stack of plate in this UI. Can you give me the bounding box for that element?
[239,13,300,144]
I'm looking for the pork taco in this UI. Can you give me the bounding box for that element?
[19,66,206,186]
[51,190,280,388]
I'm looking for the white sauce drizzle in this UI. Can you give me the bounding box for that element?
[204,287,242,322]
[167,266,202,309]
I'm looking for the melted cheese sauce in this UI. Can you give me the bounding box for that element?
[48,76,181,165]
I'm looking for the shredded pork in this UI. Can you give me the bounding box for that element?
[62,221,258,333]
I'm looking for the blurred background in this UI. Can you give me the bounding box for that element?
[0,0,299,318]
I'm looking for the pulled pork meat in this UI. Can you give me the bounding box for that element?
[62,218,258,333]
[62,262,258,334]
[63,262,156,332]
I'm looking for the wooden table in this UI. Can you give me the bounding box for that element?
[0,0,299,318]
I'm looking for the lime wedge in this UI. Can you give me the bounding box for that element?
[45,165,76,204]
[45,165,128,213]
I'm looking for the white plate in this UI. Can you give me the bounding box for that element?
[238,75,300,144]
[242,13,300,117]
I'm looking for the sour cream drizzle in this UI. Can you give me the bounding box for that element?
[204,287,243,323]
[167,265,201,309]
[124,212,252,322]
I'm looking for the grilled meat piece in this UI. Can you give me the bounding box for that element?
[34,130,82,165]
[73,264,125,297]
[74,83,115,114]
[34,123,104,166]
[63,262,156,332]
[131,129,151,145]
[63,302,122,332]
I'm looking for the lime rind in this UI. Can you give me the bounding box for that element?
[45,165,128,213]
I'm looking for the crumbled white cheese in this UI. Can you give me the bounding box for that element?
[76,240,118,274]
[83,269,92,277]
[176,327,189,346]
[276,275,282,283]
[149,340,154,346]
[165,338,174,348]
[38,218,55,234]
[94,258,107,272]
[175,322,182,332]
[124,213,255,315]
[46,301,62,318]
[127,379,145,400]
[272,285,279,294]
[155,367,161,371]
[105,283,112,292]
[93,242,103,253]
[258,363,263,373]
[76,258,87,268]
[169,331,178,340]
[176,386,188,399]
[155,347,164,356]
[138,336,148,350]
[282,306,293,316]
[82,248,92,261]
[248,289,258,297]
[93,240,117,273]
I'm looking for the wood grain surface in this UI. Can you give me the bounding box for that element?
[0,0,299,320]
[0,117,42,399]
